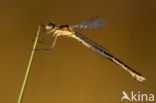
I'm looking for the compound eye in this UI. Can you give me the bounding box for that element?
[48,22,55,28]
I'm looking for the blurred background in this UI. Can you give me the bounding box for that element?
[0,0,155,103]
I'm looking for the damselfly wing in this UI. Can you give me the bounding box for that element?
[73,16,107,29]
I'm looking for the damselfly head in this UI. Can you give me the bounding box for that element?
[44,22,56,34]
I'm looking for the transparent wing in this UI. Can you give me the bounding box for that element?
[73,17,107,29]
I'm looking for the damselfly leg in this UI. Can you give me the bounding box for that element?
[36,34,54,45]
[34,35,58,52]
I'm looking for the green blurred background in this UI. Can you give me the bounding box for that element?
[0,0,155,103]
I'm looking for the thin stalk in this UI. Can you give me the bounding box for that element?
[17,25,41,103]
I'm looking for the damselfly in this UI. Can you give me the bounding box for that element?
[36,17,146,82]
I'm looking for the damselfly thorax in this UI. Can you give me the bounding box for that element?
[36,17,146,82]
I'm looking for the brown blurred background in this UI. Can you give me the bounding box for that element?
[0,0,155,103]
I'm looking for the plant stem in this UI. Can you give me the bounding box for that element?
[17,25,41,103]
